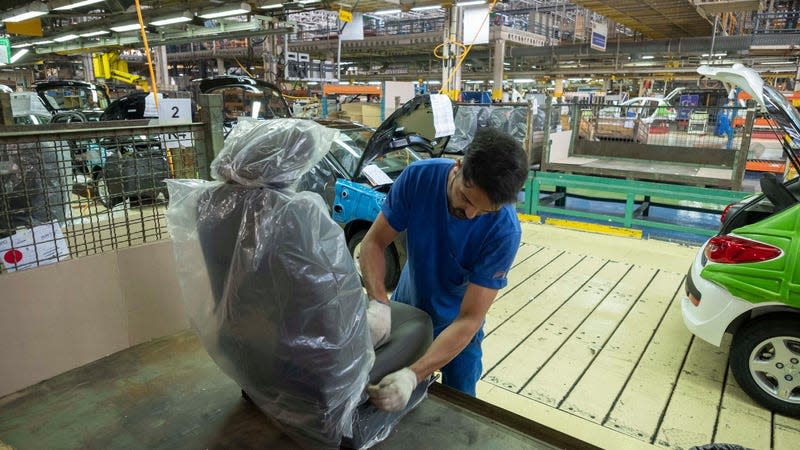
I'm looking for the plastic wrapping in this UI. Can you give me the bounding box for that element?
[165,119,375,449]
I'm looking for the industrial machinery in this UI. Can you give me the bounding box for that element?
[92,52,149,92]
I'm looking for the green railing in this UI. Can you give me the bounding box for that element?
[523,171,753,236]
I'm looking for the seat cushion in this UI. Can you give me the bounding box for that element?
[370,302,433,384]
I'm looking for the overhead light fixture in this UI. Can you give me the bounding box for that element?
[110,22,141,32]
[150,11,193,27]
[79,30,110,37]
[259,0,283,9]
[11,42,34,48]
[199,2,251,19]
[31,39,55,45]
[52,0,105,11]
[642,55,654,60]
[456,1,485,6]
[411,5,441,11]
[296,0,320,3]
[374,9,400,15]
[53,34,80,42]
[2,1,49,23]
[10,49,29,63]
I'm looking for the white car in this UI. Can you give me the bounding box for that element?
[598,97,677,124]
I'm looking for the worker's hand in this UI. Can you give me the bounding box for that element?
[366,299,391,349]
[367,367,419,412]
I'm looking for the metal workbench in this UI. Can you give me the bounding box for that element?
[0,331,598,449]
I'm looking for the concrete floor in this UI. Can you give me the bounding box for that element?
[479,221,800,450]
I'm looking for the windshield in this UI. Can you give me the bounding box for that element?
[41,86,108,111]
[363,148,422,182]
[215,86,291,121]
[328,126,421,180]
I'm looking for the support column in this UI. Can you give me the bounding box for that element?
[216,58,225,76]
[82,55,94,83]
[440,6,463,100]
[492,39,505,101]
[154,46,169,90]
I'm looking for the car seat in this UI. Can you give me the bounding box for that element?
[166,118,432,449]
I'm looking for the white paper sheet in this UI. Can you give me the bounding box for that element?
[429,94,455,138]
[0,221,70,273]
[362,164,393,186]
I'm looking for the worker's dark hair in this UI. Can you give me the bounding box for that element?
[461,127,529,206]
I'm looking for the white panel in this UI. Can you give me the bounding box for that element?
[340,12,364,41]
[463,6,490,45]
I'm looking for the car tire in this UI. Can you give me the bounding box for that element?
[93,170,124,209]
[347,229,400,291]
[729,315,800,417]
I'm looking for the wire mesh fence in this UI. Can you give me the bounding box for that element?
[573,102,753,152]
[0,121,207,273]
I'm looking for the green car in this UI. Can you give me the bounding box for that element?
[683,64,800,417]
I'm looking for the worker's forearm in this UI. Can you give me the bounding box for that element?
[360,238,389,303]
[408,318,482,383]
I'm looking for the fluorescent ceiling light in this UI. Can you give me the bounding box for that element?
[150,12,193,27]
[411,5,441,11]
[259,0,283,9]
[456,1,485,6]
[374,9,400,15]
[513,78,535,83]
[199,3,251,19]
[31,39,55,45]
[2,1,49,23]
[297,0,319,4]
[52,0,105,11]
[641,55,654,60]
[11,42,34,48]
[79,30,110,37]
[10,49,29,63]
[110,23,141,32]
[53,34,79,42]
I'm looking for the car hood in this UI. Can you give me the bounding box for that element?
[355,94,454,177]
[698,64,800,174]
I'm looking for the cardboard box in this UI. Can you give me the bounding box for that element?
[361,104,381,127]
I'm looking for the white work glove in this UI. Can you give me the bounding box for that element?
[366,299,391,349]
[367,367,419,412]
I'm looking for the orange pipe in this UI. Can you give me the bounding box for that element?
[134,0,159,109]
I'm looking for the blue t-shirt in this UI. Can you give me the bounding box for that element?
[382,159,521,333]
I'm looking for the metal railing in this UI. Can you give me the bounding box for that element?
[0,121,208,273]
[752,10,800,34]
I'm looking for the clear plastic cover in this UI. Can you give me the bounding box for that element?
[166,118,375,449]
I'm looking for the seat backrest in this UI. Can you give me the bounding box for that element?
[184,119,373,448]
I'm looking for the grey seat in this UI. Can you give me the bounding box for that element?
[185,119,432,449]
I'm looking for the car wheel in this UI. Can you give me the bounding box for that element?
[93,173,124,209]
[347,229,400,291]
[730,315,800,417]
